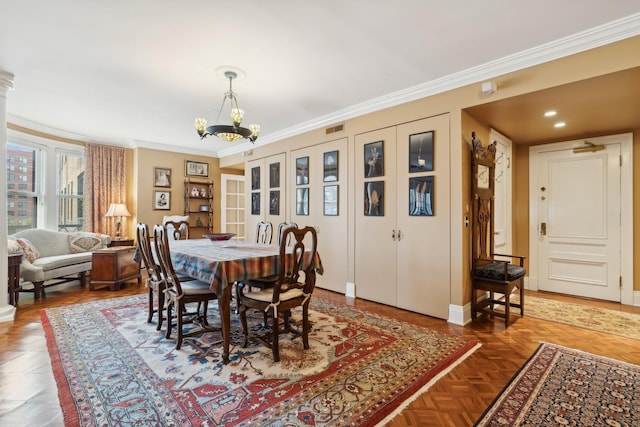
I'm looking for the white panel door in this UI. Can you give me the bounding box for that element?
[396,115,450,318]
[291,139,348,293]
[354,127,397,306]
[245,154,285,242]
[536,140,621,301]
[220,174,245,240]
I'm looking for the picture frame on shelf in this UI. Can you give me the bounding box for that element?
[153,167,171,188]
[323,185,339,216]
[198,204,209,212]
[323,150,338,182]
[185,160,209,177]
[153,190,171,210]
[409,130,434,173]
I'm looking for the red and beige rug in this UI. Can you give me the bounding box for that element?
[475,342,640,426]
[42,295,478,426]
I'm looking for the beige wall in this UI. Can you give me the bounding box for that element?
[235,35,640,307]
[129,147,241,239]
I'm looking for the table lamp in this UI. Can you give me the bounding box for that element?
[105,203,131,240]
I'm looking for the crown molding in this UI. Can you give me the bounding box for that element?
[218,13,640,158]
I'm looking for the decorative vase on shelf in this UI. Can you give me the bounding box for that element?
[191,187,200,197]
[200,188,207,198]
[196,217,203,227]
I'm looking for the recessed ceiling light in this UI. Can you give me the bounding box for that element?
[544,110,557,117]
[554,122,566,128]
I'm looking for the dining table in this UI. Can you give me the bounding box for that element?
[168,238,323,364]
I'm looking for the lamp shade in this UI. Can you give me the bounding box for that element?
[105,203,131,217]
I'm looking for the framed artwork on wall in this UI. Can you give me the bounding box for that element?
[409,130,434,173]
[323,150,338,182]
[364,181,384,216]
[296,156,309,185]
[153,190,171,210]
[153,167,171,188]
[296,187,309,215]
[251,192,260,215]
[269,190,280,215]
[364,140,384,178]
[269,162,280,188]
[409,176,434,216]
[185,160,209,177]
[251,166,261,190]
[323,185,338,216]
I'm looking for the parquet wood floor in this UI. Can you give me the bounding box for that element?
[1,277,639,426]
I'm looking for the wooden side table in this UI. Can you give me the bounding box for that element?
[90,246,141,291]
[108,238,135,247]
[8,253,22,306]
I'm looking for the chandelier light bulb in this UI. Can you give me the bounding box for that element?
[231,108,244,126]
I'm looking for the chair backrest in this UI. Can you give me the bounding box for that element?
[272,226,318,302]
[471,134,497,263]
[255,221,273,244]
[152,224,183,298]
[276,222,298,246]
[136,223,163,285]
[162,215,189,240]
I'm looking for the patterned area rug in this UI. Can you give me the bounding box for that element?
[42,295,479,426]
[475,343,640,426]
[523,296,640,340]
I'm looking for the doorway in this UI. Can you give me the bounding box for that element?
[528,133,633,304]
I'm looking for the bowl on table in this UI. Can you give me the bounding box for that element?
[204,233,236,241]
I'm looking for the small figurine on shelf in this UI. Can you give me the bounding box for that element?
[191,187,200,197]
[200,187,207,198]
[195,217,203,227]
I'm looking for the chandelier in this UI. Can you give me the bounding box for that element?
[195,71,260,143]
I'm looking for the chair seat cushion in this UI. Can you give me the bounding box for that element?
[474,262,526,281]
[245,287,304,303]
[181,279,215,295]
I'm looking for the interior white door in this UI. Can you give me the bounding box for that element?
[220,174,245,240]
[354,126,398,306]
[490,129,512,255]
[534,139,621,301]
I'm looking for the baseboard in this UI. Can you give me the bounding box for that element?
[634,290,640,307]
[448,303,471,326]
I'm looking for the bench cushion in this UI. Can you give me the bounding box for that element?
[474,262,526,281]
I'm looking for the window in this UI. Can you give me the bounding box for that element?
[7,134,85,233]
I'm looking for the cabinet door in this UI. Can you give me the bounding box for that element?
[396,115,450,318]
[354,127,398,306]
[245,153,286,243]
[291,138,348,294]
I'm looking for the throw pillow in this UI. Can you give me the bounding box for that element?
[7,238,24,254]
[15,238,40,263]
[68,234,103,253]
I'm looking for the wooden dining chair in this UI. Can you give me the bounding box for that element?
[238,226,318,362]
[276,222,298,246]
[153,224,220,350]
[255,221,273,244]
[470,135,526,327]
[136,223,167,330]
[165,220,189,240]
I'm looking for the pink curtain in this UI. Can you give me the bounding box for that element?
[84,144,126,235]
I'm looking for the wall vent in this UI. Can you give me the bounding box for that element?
[325,123,344,135]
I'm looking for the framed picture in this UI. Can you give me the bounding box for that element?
[251,192,260,215]
[296,156,309,185]
[198,204,210,212]
[153,190,171,210]
[323,150,339,182]
[185,160,209,177]
[364,140,384,178]
[409,131,434,173]
[323,185,338,216]
[153,167,171,188]
[251,166,261,190]
[296,187,309,216]
[269,190,280,215]
[269,162,280,188]
[409,176,434,216]
[364,181,384,216]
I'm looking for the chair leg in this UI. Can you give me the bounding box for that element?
[471,289,478,322]
[520,282,525,317]
[239,302,249,347]
[504,290,511,328]
[272,311,280,362]
[176,302,184,350]
[302,304,310,350]
[147,286,154,323]
[157,289,166,331]
[165,302,174,339]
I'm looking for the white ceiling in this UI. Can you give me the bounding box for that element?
[1,1,640,158]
